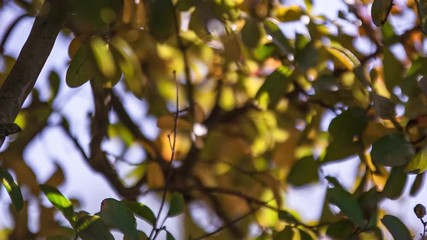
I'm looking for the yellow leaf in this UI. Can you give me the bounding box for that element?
[90,37,116,78]
[147,162,164,188]
[326,47,355,71]
[156,115,192,131]
[275,5,304,22]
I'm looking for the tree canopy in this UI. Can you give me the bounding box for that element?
[1,0,427,239]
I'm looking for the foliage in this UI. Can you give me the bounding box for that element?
[3,0,427,239]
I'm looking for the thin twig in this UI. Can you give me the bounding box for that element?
[0,13,31,54]
[149,71,179,240]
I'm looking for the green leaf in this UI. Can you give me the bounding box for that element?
[287,156,319,186]
[66,43,96,88]
[99,198,138,240]
[410,172,424,196]
[327,186,366,227]
[299,229,314,240]
[274,226,294,240]
[371,0,393,26]
[383,48,403,91]
[166,230,176,240]
[39,184,74,224]
[326,219,354,239]
[48,70,60,103]
[122,200,156,226]
[381,215,412,240]
[148,0,176,42]
[241,18,261,49]
[418,0,427,34]
[405,146,427,174]
[0,167,23,211]
[254,43,276,61]
[382,167,407,199]
[255,66,293,109]
[323,108,368,162]
[357,188,381,222]
[75,212,114,240]
[371,133,414,167]
[167,192,185,217]
[263,19,294,54]
[111,36,145,97]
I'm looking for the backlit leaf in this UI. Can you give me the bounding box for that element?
[76,212,114,240]
[326,47,355,71]
[276,5,304,22]
[381,215,412,240]
[255,66,293,109]
[327,186,366,227]
[39,184,74,224]
[405,146,427,174]
[371,0,393,26]
[90,37,116,79]
[371,133,414,167]
[111,36,145,97]
[254,43,276,61]
[0,167,23,211]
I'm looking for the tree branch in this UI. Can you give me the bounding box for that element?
[0,0,66,147]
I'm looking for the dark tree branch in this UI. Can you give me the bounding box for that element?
[0,0,66,147]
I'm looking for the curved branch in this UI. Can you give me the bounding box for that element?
[0,13,31,54]
[0,0,66,147]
